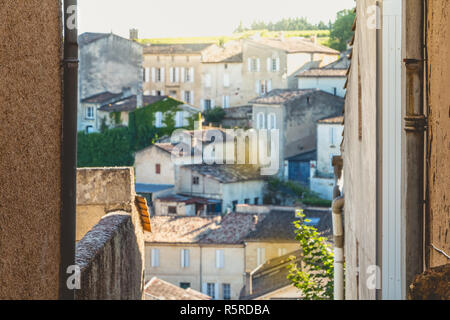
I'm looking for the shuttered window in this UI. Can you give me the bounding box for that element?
[151,249,160,267]
[180,249,190,268]
[216,250,225,269]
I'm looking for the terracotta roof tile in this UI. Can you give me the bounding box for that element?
[144,43,214,55]
[144,277,210,300]
[251,38,339,55]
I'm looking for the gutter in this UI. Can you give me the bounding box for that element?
[59,0,78,300]
[332,194,345,300]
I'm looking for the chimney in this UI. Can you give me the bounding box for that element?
[130,28,138,41]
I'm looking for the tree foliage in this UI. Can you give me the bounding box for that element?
[204,107,226,124]
[329,9,356,52]
[235,17,330,33]
[288,209,334,300]
[78,98,194,168]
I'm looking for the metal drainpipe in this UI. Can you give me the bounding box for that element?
[403,0,425,288]
[332,195,345,300]
[60,0,78,300]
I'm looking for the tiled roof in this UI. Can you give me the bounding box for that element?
[155,143,176,154]
[81,91,123,104]
[98,95,167,112]
[297,68,347,78]
[144,277,210,300]
[200,213,264,244]
[184,164,263,183]
[318,115,344,124]
[144,216,221,244]
[249,89,318,105]
[245,208,332,242]
[251,38,339,55]
[144,213,265,245]
[78,32,109,46]
[202,41,243,63]
[144,43,215,55]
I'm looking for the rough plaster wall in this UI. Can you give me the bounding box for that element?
[0,0,62,299]
[342,0,378,300]
[427,0,450,268]
[135,147,174,185]
[75,214,143,300]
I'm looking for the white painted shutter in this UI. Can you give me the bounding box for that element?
[267,79,272,93]
[190,91,194,104]
[248,58,252,72]
[257,58,261,72]
[216,250,224,269]
[161,67,165,82]
[255,81,260,94]
[180,249,185,268]
[267,58,271,72]
[211,99,215,109]
[201,99,205,110]
[190,67,195,83]
[169,67,174,83]
[181,67,185,83]
[151,67,156,82]
[257,248,266,265]
[202,283,208,295]
[276,57,281,71]
[175,67,180,82]
[152,90,156,96]
[161,90,165,96]
[151,249,160,267]
[145,68,150,82]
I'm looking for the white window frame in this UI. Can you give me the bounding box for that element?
[86,106,95,120]
[222,283,231,300]
[155,112,163,128]
[206,283,216,300]
[256,112,265,129]
[268,113,276,130]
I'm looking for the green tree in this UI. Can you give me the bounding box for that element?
[204,107,226,124]
[329,9,356,52]
[288,209,334,300]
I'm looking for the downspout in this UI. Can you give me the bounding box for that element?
[332,194,345,300]
[403,0,425,288]
[60,0,78,300]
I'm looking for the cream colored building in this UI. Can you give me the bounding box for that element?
[143,43,215,109]
[241,37,340,104]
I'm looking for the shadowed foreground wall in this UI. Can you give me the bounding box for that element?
[75,214,143,300]
[0,0,62,299]
[426,0,450,268]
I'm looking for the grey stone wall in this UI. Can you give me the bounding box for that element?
[75,213,144,300]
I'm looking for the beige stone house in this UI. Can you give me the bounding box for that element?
[143,43,215,108]
[241,37,340,103]
[200,41,245,109]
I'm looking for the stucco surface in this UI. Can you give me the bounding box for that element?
[426,0,450,268]
[0,0,62,299]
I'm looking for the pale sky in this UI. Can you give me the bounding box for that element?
[78,0,355,38]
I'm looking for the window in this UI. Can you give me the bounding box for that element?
[257,248,266,266]
[256,112,265,129]
[184,67,194,83]
[254,197,259,205]
[267,57,280,72]
[153,67,164,83]
[232,201,238,212]
[223,74,230,87]
[248,58,260,72]
[155,164,161,174]
[181,249,190,268]
[278,248,287,257]
[169,90,177,97]
[151,248,160,267]
[207,283,216,300]
[268,113,277,130]
[244,199,250,204]
[258,80,272,95]
[193,176,200,185]
[175,111,183,128]
[156,90,162,96]
[184,91,191,104]
[155,112,163,128]
[204,99,212,111]
[216,250,225,269]
[224,64,228,69]
[170,67,179,83]
[85,125,94,134]
[222,284,231,300]
[86,106,94,120]
[222,96,230,108]
[333,87,337,96]
[180,282,191,289]
[168,206,177,215]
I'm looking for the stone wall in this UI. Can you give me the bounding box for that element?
[0,0,62,300]
[426,0,450,268]
[75,213,143,300]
